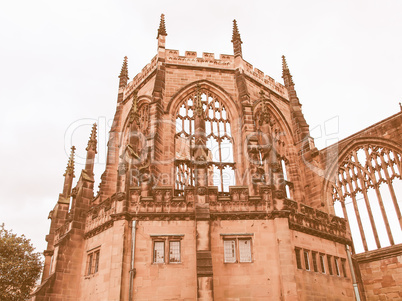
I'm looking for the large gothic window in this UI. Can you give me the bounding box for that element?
[331,144,402,253]
[175,89,235,195]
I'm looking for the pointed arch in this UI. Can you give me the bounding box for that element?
[252,99,294,146]
[322,137,402,253]
[167,80,242,122]
[172,82,238,194]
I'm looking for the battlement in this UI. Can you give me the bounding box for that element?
[125,54,158,97]
[243,59,288,98]
[165,49,235,69]
[124,50,287,101]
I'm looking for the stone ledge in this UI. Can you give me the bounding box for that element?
[353,243,402,263]
[31,272,55,298]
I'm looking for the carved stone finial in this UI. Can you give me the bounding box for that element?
[86,123,97,153]
[231,20,243,57]
[118,56,129,88]
[129,93,140,125]
[232,20,242,43]
[282,55,294,87]
[64,146,76,176]
[119,56,128,79]
[282,55,289,70]
[157,14,167,38]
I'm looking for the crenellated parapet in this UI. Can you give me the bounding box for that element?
[243,60,288,98]
[124,55,158,97]
[165,50,234,69]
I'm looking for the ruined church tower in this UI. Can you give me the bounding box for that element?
[33,15,402,301]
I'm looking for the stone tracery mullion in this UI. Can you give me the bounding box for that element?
[334,144,402,251]
[351,151,382,249]
[392,150,402,175]
[378,150,402,230]
[174,89,235,193]
[343,165,369,251]
[363,146,395,246]
[336,180,368,251]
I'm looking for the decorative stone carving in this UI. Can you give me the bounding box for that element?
[197,187,207,196]
[274,189,285,200]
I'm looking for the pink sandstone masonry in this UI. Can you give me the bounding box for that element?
[33,15,402,301]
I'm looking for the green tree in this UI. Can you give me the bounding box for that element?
[0,224,42,301]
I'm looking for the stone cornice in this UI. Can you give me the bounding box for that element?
[84,219,114,239]
[353,243,402,264]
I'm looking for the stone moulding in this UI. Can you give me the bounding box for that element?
[112,212,195,222]
[288,215,351,245]
[54,221,72,243]
[82,185,349,244]
[84,219,114,239]
[125,55,158,96]
[353,244,402,263]
[32,272,55,296]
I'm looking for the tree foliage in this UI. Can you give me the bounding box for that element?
[0,224,42,301]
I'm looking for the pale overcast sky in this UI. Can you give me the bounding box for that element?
[0,0,401,254]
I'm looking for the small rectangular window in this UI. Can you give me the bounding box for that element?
[334,257,340,276]
[150,235,184,264]
[87,253,93,275]
[94,251,100,273]
[154,241,165,263]
[169,241,181,263]
[239,239,252,263]
[295,248,302,269]
[303,250,310,271]
[86,248,100,276]
[341,259,347,277]
[224,240,236,263]
[312,252,318,272]
[319,254,326,274]
[327,255,333,275]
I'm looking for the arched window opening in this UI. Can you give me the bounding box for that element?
[280,158,293,199]
[331,145,402,253]
[175,90,235,195]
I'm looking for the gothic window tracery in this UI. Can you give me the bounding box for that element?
[175,90,235,195]
[331,144,402,253]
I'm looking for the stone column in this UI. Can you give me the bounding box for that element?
[193,86,214,300]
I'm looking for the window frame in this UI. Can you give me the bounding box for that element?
[153,240,165,264]
[174,90,236,195]
[303,250,310,271]
[169,240,181,263]
[295,248,302,269]
[327,255,334,275]
[341,258,347,278]
[151,235,184,264]
[319,253,326,274]
[312,251,318,272]
[221,234,253,264]
[334,257,341,276]
[86,247,101,276]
